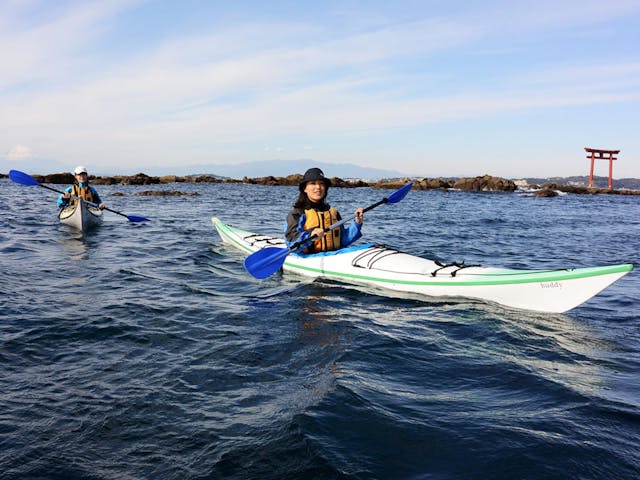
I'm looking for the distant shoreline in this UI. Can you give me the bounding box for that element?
[3,171,639,195]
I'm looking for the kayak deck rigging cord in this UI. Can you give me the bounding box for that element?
[431,260,482,277]
[352,245,401,269]
[241,232,574,279]
[242,233,285,248]
[351,245,481,277]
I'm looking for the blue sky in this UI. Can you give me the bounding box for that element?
[2,0,640,178]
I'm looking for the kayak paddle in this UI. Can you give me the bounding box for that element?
[244,181,413,279]
[8,169,150,223]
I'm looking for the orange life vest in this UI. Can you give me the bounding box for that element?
[303,207,341,252]
[69,184,96,206]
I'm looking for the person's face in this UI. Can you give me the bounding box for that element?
[304,180,326,203]
[75,172,88,183]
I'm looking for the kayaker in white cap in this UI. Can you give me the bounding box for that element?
[57,165,105,209]
[285,167,364,253]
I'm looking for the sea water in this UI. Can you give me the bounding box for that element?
[1,179,639,479]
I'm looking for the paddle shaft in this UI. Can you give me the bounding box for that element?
[37,182,101,208]
[327,197,386,231]
[61,194,149,222]
[39,181,138,220]
[38,183,65,195]
[60,192,148,222]
[39,183,114,213]
[46,183,145,221]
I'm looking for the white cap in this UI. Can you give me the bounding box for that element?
[74,165,88,175]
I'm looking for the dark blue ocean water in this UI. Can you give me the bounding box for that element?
[1,178,639,479]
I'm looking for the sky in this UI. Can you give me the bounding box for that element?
[1,0,640,178]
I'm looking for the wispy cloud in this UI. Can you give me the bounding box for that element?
[6,144,34,160]
[0,1,142,91]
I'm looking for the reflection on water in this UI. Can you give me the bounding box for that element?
[293,284,349,406]
[56,231,89,260]
[494,308,633,401]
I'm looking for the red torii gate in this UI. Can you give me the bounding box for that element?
[585,147,619,190]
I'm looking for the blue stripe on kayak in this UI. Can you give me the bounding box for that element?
[291,243,374,258]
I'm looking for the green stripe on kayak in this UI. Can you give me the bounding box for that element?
[282,260,632,287]
[214,219,256,254]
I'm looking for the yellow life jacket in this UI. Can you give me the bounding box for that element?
[69,184,96,206]
[303,207,341,252]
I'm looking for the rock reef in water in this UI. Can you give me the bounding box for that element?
[533,188,559,198]
[6,172,638,195]
[136,190,200,196]
[373,175,517,192]
[453,175,517,192]
[533,183,640,196]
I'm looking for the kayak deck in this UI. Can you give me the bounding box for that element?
[59,198,103,232]
[211,217,633,313]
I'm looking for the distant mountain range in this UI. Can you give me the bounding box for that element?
[2,157,411,180]
[145,159,411,180]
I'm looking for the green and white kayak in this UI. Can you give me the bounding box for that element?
[211,217,633,313]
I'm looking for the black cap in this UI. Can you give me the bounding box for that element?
[299,167,331,191]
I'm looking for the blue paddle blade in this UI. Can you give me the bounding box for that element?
[9,169,40,186]
[126,215,151,223]
[244,246,291,279]
[386,182,413,204]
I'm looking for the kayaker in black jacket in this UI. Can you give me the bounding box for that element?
[285,167,364,253]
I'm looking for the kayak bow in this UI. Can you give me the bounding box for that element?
[59,198,104,232]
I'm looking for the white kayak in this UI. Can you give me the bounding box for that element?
[59,198,103,232]
[211,217,633,313]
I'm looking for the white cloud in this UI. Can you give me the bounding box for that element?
[7,144,34,160]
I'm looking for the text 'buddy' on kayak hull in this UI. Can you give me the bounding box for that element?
[211,217,633,313]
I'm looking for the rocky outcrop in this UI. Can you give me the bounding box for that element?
[242,174,369,188]
[194,175,239,183]
[453,175,517,192]
[33,173,75,184]
[243,175,292,186]
[541,183,589,194]
[370,179,414,190]
[136,190,200,196]
[413,178,455,190]
[533,188,559,197]
[369,175,517,192]
[539,183,637,195]
[112,173,161,185]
